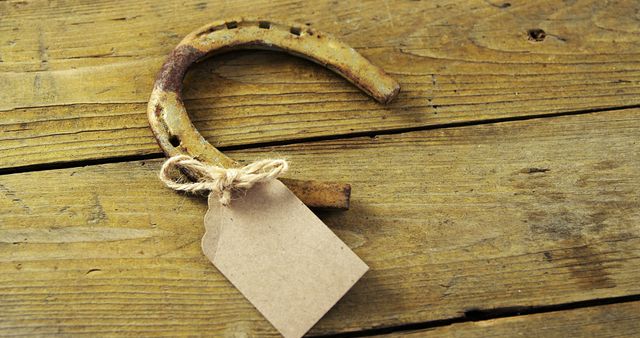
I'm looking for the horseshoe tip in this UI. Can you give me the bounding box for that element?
[382,81,401,104]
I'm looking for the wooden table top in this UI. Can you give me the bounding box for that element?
[1,0,639,337]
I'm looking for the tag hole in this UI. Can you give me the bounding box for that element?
[169,135,181,147]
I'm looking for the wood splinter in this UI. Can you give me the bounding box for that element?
[147,18,400,209]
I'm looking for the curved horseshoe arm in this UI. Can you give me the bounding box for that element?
[148,18,400,209]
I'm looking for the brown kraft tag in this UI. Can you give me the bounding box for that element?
[201,179,369,338]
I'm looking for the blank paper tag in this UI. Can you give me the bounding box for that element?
[201,180,368,338]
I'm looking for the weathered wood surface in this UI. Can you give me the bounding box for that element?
[2,0,640,169]
[382,301,640,338]
[1,110,638,336]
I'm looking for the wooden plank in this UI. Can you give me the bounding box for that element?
[2,0,640,169]
[382,301,640,338]
[1,109,638,336]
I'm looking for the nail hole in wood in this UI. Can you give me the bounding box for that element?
[290,26,301,36]
[259,21,271,29]
[169,135,181,147]
[226,21,238,29]
[527,28,546,41]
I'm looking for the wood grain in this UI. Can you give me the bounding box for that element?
[1,109,638,336]
[383,301,640,338]
[2,0,640,169]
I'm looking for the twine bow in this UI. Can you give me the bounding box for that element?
[159,155,288,206]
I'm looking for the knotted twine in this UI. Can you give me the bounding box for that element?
[159,155,288,206]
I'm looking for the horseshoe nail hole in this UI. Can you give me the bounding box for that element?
[290,26,301,36]
[527,28,546,41]
[226,21,238,29]
[169,135,181,147]
[258,21,271,29]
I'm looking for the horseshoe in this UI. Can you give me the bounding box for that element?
[148,18,400,209]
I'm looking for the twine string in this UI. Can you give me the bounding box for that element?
[159,155,288,206]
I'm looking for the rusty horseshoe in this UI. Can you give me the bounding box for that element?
[148,18,400,209]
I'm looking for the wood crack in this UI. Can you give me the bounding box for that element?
[310,294,640,338]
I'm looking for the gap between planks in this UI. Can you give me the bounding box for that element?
[310,294,640,338]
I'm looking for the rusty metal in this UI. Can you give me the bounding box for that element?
[147,18,400,209]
